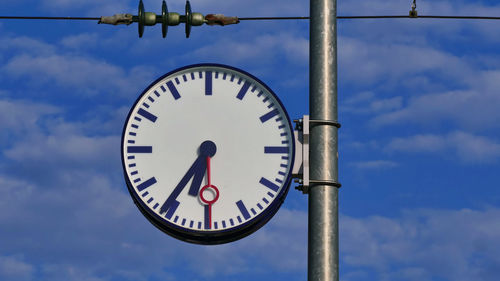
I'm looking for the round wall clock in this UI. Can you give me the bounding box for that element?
[121,64,295,244]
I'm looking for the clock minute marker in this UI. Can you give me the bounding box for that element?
[137,177,157,191]
[260,177,279,192]
[166,81,181,100]
[127,146,152,153]
[264,146,289,154]
[164,200,180,219]
[236,81,251,100]
[203,205,210,229]
[137,108,157,123]
[260,108,279,123]
[236,200,251,220]
[205,71,212,95]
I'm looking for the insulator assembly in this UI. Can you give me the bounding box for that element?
[134,0,203,38]
[99,0,239,38]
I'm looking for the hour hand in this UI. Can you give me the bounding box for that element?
[188,140,217,196]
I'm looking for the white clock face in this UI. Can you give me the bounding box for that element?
[121,64,294,244]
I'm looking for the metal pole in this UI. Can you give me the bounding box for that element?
[308,0,339,280]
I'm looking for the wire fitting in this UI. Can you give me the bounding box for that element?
[99,14,133,25]
[410,0,418,18]
[205,14,240,26]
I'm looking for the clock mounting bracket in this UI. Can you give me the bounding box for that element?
[293,115,342,194]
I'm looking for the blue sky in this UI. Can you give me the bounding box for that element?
[1,0,500,280]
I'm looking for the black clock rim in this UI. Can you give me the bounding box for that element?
[120,63,296,245]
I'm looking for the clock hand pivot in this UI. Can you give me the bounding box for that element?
[199,140,216,157]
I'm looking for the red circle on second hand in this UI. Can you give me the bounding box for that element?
[200,184,219,205]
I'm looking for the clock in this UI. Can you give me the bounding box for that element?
[121,64,295,244]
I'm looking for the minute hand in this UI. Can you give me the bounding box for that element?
[159,155,206,217]
[159,141,217,218]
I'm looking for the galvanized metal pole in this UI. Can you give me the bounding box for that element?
[308,0,339,280]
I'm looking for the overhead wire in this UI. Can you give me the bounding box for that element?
[0,16,100,20]
[1,0,500,22]
[240,15,500,20]
[1,15,500,21]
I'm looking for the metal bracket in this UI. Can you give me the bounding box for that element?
[292,115,310,191]
[292,115,341,194]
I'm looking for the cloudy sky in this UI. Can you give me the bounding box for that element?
[1,0,500,280]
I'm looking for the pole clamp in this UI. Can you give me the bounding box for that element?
[309,119,341,128]
[292,115,341,194]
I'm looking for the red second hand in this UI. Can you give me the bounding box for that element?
[200,156,219,229]
[206,156,211,186]
[206,156,212,227]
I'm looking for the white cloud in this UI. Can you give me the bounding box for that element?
[339,36,470,87]
[2,54,147,97]
[0,36,56,57]
[370,87,500,130]
[343,208,500,281]
[0,33,155,98]
[386,131,500,163]
[186,32,308,66]
[60,33,100,50]
[4,133,119,171]
[343,91,403,114]
[0,256,34,281]
[2,159,499,281]
[0,166,307,280]
[335,1,500,132]
[1,1,500,281]
[37,0,132,16]
[349,160,399,170]
[0,99,59,133]
[386,134,447,153]
[177,208,307,278]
